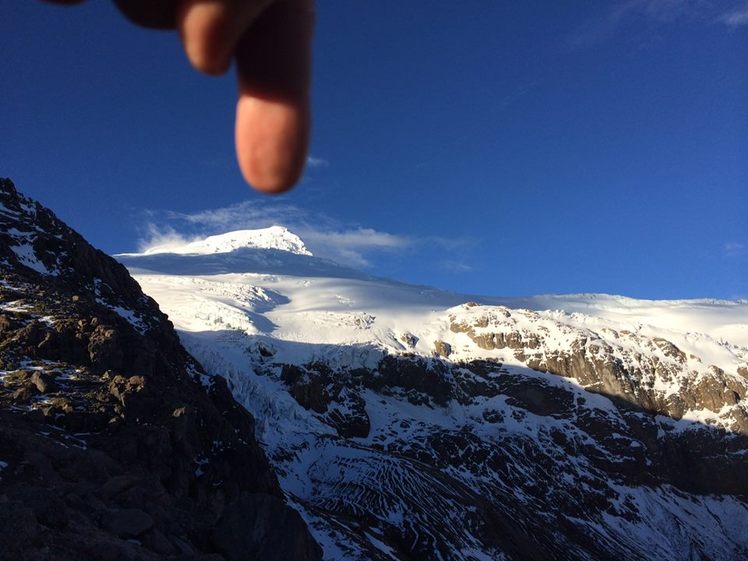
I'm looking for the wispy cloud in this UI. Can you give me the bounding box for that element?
[136,224,198,253]
[439,260,474,273]
[631,0,705,22]
[306,156,329,169]
[569,0,747,48]
[718,3,748,27]
[724,241,747,258]
[137,200,424,267]
[302,229,410,267]
[159,200,309,231]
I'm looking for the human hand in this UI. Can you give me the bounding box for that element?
[44,0,314,194]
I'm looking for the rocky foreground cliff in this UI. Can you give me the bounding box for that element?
[0,178,321,561]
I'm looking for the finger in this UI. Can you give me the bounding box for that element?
[112,0,179,29]
[177,0,271,76]
[234,0,313,193]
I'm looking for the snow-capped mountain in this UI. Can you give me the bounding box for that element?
[129,226,313,257]
[117,227,748,561]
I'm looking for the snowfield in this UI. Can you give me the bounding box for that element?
[117,227,748,561]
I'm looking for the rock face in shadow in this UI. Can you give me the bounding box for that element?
[259,350,748,560]
[0,178,321,561]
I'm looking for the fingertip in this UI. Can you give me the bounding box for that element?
[242,166,302,195]
[239,151,304,194]
[178,2,232,76]
[235,95,309,194]
[232,0,313,194]
[186,49,231,76]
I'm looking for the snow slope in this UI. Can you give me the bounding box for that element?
[117,227,748,561]
[120,239,748,377]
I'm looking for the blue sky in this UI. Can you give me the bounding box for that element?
[2,1,747,298]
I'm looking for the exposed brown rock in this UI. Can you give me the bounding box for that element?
[449,306,748,431]
[433,340,452,358]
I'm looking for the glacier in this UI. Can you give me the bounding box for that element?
[117,227,748,561]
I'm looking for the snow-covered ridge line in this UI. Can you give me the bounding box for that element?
[125,226,312,257]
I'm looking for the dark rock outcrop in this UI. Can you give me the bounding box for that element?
[258,345,748,560]
[0,178,321,560]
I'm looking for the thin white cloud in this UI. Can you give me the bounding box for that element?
[306,156,329,169]
[303,229,411,267]
[634,0,702,22]
[569,0,746,48]
[724,241,746,257]
[164,200,310,231]
[424,235,474,251]
[136,224,197,253]
[719,3,748,27]
[439,260,474,273]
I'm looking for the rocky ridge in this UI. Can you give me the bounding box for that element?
[0,178,321,561]
[448,303,748,433]
[238,345,748,559]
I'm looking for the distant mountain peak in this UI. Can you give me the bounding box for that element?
[140,226,313,257]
